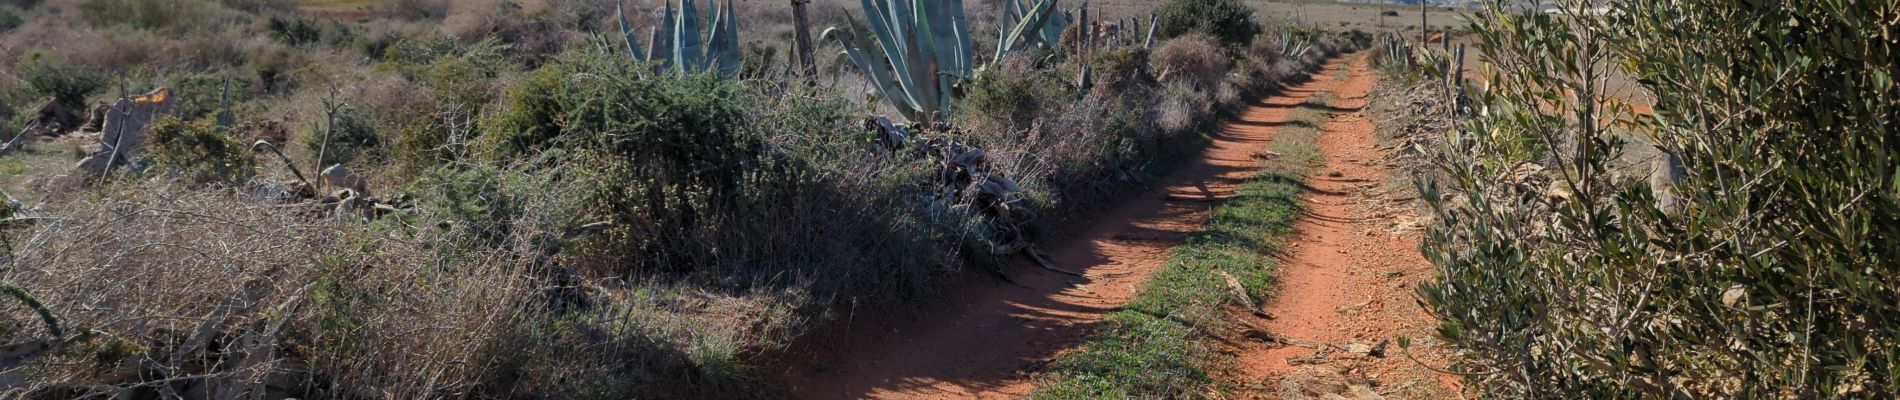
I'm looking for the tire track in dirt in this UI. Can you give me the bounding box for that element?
[767,57,1357,399]
[1225,55,1458,399]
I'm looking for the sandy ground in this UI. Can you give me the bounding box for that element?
[767,57,1357,400]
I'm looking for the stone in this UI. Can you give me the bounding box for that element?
[74,88,175,174]
[98,88,174,155]
[322,164,369,195]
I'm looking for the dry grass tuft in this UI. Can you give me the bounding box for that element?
[1153,33,1231,88]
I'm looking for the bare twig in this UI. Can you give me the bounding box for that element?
[250,141,313,190]
[0,123,37,157]
[1027,247,1083,277]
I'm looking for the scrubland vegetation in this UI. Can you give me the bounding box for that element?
[12,0,1885,396]
[0,0,1361,397]
[1410,0,1898,397]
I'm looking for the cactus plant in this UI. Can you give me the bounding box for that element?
[618,0,741,78]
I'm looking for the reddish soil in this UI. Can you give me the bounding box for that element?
[1222,56,1457,399]
[766,57,1357,399]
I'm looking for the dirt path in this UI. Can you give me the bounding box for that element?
[1225,55,1457,399]
[768,57,1357,399]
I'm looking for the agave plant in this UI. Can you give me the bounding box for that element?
[823,0,976,124]
[618,0,741,78]
[1276,29,1313,59]
[826,0,1067,123]
[994,0,1068,61]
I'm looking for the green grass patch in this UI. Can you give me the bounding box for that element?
[0,157,25,177]
[1029,94,1334,399]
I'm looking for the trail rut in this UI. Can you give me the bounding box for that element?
[769,57,1359,399]
[1226,55,1455,399]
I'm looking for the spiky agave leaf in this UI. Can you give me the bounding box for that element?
[995,0,1060,62]
[617,3,645,61]
[859,0,926,113]
[674,0,703,73]
[649,2,675,67]
[704,0,741,77]
[924,0,973,118]
[923,0,971,77]
[901,0,943,120]
[825,26,923,122]
[826,0,979,123]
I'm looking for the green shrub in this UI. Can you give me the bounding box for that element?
[217,0,295,13]
[171,73,252,120]
[266,15,319,46]
[1420,0,1900,397]
[0,6,22,33]
[147,116,256,182]
[422,54,499,110]
[246,46,301,93]
[415,163,531,247]
[301,107,380,167]
[468,48,958,292]
[381,35,459,71]
[476,51,766,272]
[388,102,451,181]
[1153,0,1259,48]
[960,60,1076,129]
[475,65,565,158]
[355,31,405,61]
[1087,48,1153,93]
[21,57,105,109]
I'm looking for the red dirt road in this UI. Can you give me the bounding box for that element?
[768,57,1358,399]
[1224,55,1456,398]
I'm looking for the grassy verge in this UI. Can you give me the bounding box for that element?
[1029,93,1335,399]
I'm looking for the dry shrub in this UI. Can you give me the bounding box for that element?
[1156,80,1209,134]
[0,173,809,397]
[1152,33,1230,88]
[78,0,233,33]
[440,0,504,40]
[56,27,165,73]
[0,182,375,397]
[376,0,451,21]
[1152,0,1260,47]
[217,0,295,14]
[1215,80,1242,108]
[168,28,254,70]
[1268,58,1304,82]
